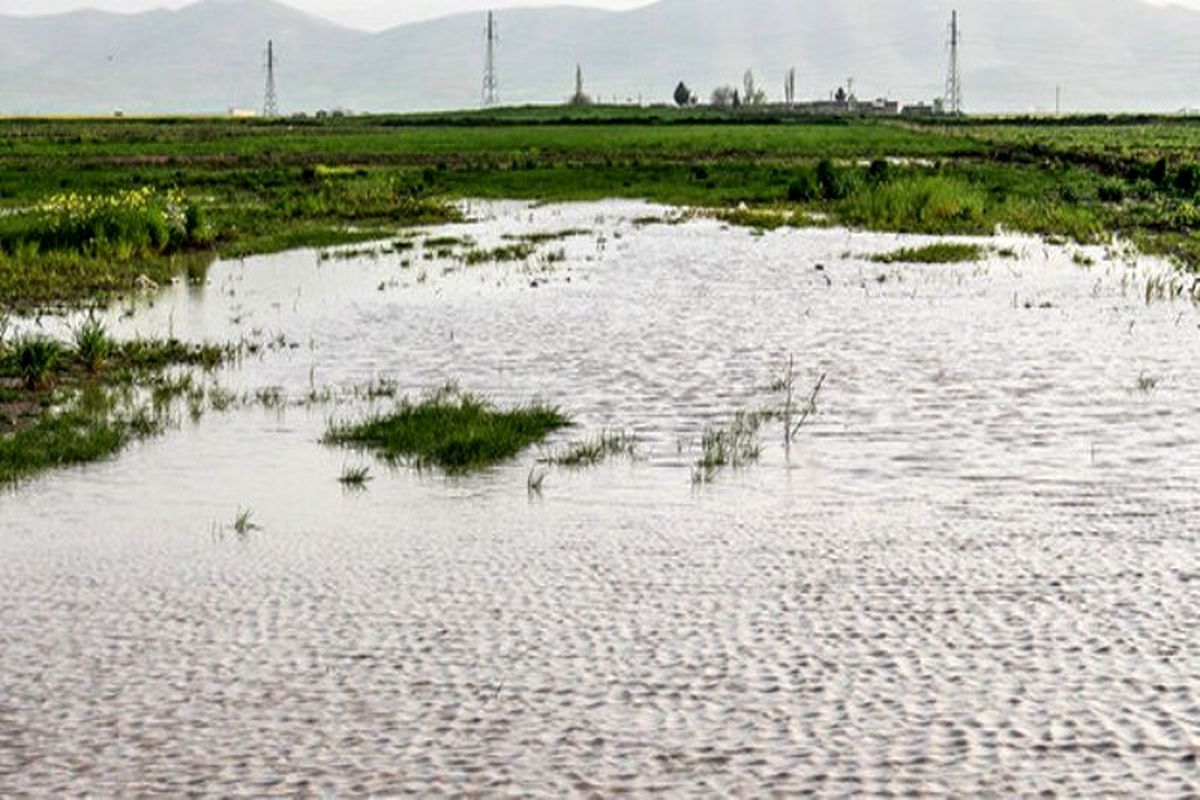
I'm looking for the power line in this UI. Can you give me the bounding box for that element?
[263,39,278,118]
[482,11,499,107]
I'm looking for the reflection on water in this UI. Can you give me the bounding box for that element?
[1,201,1198,795]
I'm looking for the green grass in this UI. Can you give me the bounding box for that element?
[325,387,569,474]
[693,410,766,485]
[232,507,257,535]
[338,464,373,488]
[11,336,61,390]
[73,316,112,373]
[502,228,591,245]
[4,110,1200,309]
[461,243,536,265]
[0,332,233,483]
[543,430,637,467]
[0,387,163,486]
[870,242,986,264]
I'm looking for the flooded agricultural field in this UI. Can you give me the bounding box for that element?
[2,200,1198,795]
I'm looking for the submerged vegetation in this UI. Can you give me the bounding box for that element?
[325,386,570,474]
[692,411,767,485]
[543,430,638,468]
[0,387,159,486]
[0,327,233,485]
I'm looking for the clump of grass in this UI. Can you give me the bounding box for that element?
[870,242,985,264]
[461,243,536,266]
[715,207,793,231]
[839,175,988,234]
[325,386,570,474]
[12,336,61,390]
[543,430,637,468]
[0,386,165,486]
[207,385,240,411]
[692,410,766,485]
[1136,373,1160,393]
[232,507,257,535]
[255,386,286,409]
[73,315,112,373]
[116,338,227,371]
[2,187,210,263]
[356,377,398,400]
[502,228,590,245]
[424,235,473,249]
[338,464,373,488]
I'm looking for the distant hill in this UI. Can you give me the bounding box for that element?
[1,0,1199,114]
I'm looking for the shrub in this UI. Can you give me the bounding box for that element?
[1149,157,1170,189]
[867,159,891,184]
[3,188,208,261]
[816,159,849,200]
[786,169,821,202]
[1098,181,1125,204]
[1174,164,1200,197]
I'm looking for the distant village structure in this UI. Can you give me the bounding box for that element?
[672,8,963,118]
[230,7,961,119]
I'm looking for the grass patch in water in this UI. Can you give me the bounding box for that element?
[461,243,537,266]
[338,464,373,488]
[0,332,235,484]
[543,430,637,467]
[501,228,591,245]
[0,387,162,486]
[423,235,473,249]
[869,242,985,264]
[325,387,569,474]
[692,410,767,485]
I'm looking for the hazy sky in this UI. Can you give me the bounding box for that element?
[1,0,1197,30]
[0,0,656,30]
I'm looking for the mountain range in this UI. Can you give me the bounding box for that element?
[1,0,1198,115]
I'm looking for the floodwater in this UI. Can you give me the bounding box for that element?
[1,201,1198,796]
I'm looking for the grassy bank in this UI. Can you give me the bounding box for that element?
[2,111,1200,310]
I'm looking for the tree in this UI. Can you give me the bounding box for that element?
[673,81,695,107]
[784,68,797,105]
[570,64,592,106]
[743,69,767,106]
[710,85,738,108]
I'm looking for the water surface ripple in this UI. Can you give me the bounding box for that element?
[1,201,1198,796]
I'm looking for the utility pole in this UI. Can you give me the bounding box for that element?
[785,68,796,106]
[482,11,499,107]
[263,39,278,118]
[944,10,962,115]
[1055,84,1062,116]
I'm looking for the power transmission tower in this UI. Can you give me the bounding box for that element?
[944,10,962,115]
[482,11,499,107]
[263,39,278,118]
